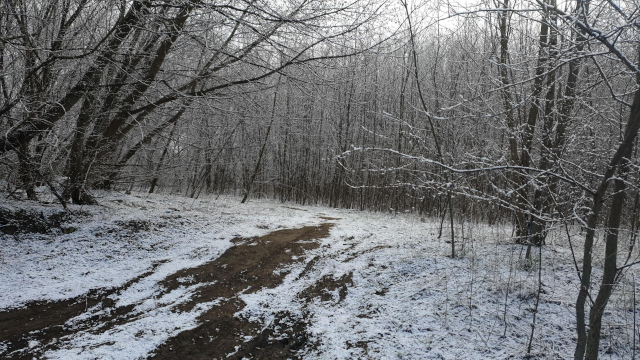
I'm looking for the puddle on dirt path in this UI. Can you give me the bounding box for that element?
[0,223,334,360]
[150,223,333,360]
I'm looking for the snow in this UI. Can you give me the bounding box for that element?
[238,210,639,359]
[47,292,219,360]
[0,192,321,310]
[1,191,638,359]
[0,192,322,359]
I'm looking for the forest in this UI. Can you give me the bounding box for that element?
[1,0,640,359]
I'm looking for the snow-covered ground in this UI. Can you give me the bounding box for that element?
[0,191,323,310]
[1,191,638,359]
[240,211,586,359]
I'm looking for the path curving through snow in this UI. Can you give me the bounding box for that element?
[1,223,335,360]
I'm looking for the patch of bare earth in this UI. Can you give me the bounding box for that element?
[150,223,333,360]
[1,222,357,360]
[0,261,167,359]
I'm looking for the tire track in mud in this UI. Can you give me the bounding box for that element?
[0,222,336,359]
[150,223,333,360]
[0,260,168,359]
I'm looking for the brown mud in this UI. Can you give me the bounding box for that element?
[150,223,332,360]
[1,222,353,360]
[0,260,167,359]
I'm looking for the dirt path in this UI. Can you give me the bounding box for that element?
[0,223,336,359]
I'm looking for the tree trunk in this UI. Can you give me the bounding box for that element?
[242,78,281,203]
[584,166,628,359]
[18,142,36,200]
[402,0,455,256]
[575,59,640,360]
[149,123,177,194]
[528,2,558,250]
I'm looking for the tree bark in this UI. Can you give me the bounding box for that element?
[575,60,640,360]
[242,78,280,203]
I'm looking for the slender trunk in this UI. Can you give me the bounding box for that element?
[584,165,628,359]
[529,3,558,250]
[149,123,177,194]
[18,142,36,200]
[514,1,551,242]
[438,198,447,238]
[204,136,213,194]
[497,0,519,165]
[67,91,98,204]
[527,240,543,353]
[575,59,640,360]
[242,79,280,203]
[402,0,455,256]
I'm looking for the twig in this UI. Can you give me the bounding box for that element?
[527,242,543,353]
[634,274,637,360]
[503,242,515,337]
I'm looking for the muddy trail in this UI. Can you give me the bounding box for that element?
[0,222,344,359]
